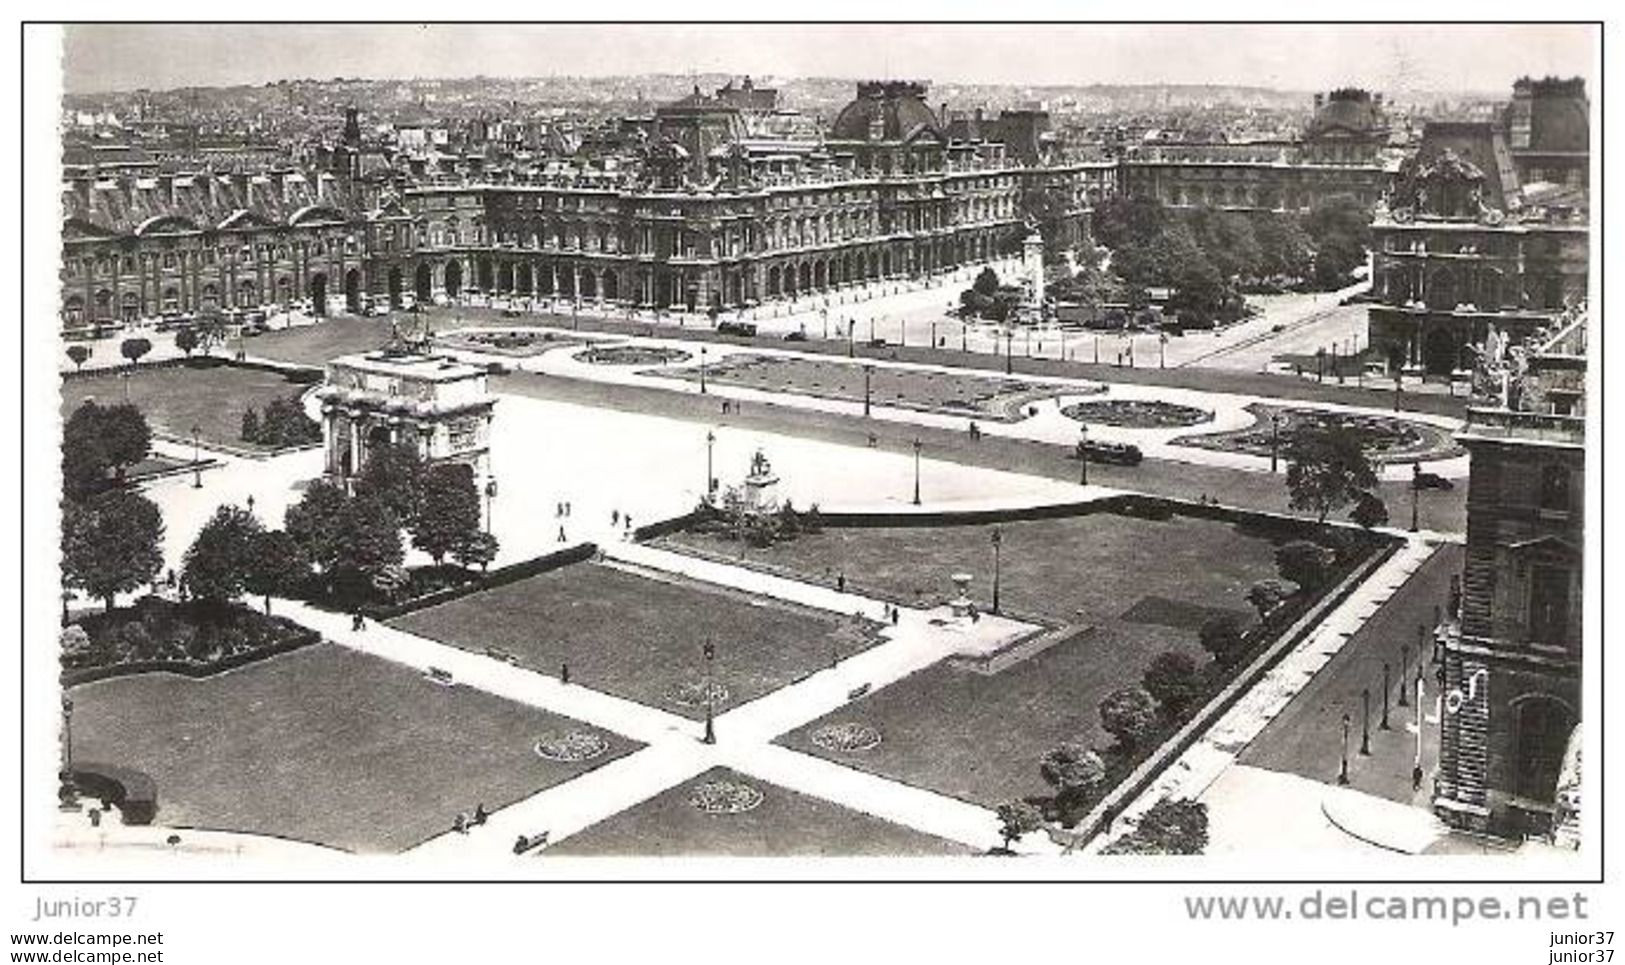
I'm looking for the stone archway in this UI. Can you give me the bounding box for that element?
[1423,326,1458,377]
[387,267,403,309]
[415,263,434,302]
[444,261,463,298]
[309,273,328,317]
[1513,696,1575,803]
[602,271,619,303]
[344,268,363,313]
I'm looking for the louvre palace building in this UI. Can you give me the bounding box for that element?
[60,79,1116,329]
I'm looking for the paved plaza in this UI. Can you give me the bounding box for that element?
[56,296,1504,867]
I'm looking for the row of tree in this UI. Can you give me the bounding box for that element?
[1052,194,1373,326]
[280,443,499,603]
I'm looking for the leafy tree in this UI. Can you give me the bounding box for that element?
[1284,426,1377,523]
[1040,742,1106,823]
[1254,213,1314,282]
[182,505,265,604]
[411,463,482,564]
[1198,614,1247,668]
[995,800,1046,852]
[120,337,152,367]
[355,441,425,524]
[1143,650,1204,718]
[245,529,307,613]
[972,267,1001,297]
[1275,539,1336,593]
[1305,194,1372,290]
[174,327,199,357]
[370,563,410,601]
[256,398,321,448]
[241,407,261,444]
[66,344,91,371]
[194,307,228,355]
[62,401,112,501]
[331,493,404,587]
[1245,579,1292,620]
[1351,490,1390,530]
[1101,798,1209,855]
[284,478,350,570]
[61,490,164,610]
[98,404,152,480]
[1100,687,1159,750]
[452,530,500,572]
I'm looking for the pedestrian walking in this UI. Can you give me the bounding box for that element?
[891,606,900,626]
[560,662,570,685]
[611,509,620,527]
[473,803,488,826]
[558,526,567,543]
[837,573,846,593]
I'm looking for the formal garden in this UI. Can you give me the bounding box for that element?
[650,353,1096,421]
[62,359,321,453]
[661,504,1385,825]
[574,344,691,366]
[1177,402,1461,465]
[68,643,637,852]
[1061,398,1215,429]
[389,561,883,719]
[544,767,973,857]
[437,329,585,357]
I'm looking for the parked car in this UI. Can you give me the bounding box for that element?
[783,330,808,342]
[717,320,757,337]
[1083,439,1143,466]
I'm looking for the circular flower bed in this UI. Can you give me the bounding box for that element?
[533,731,610,763]
[688,779,764,815]
[575,345,691,366]
[666,679,730,709]
[1177,404,1462,464]
[1062,399,1214,429]
[810,722,882,753]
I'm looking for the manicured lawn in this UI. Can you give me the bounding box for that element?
[253,310,563,366]
[61,362,314,452]
[69,643,637,852]
[666,510,1275,628]
[717,511,1296,808]
[545,766,974,857]
[655,353,1088,421]
[389,562,877,719]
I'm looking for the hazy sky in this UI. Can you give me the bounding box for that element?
[62,23,1597,96]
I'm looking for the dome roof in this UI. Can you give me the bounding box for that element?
[1306,89,1383,138]
[829,81,944,143]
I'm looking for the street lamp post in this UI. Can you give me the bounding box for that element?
[847,319,855,358]
[1339,713,1350,785]
[699,346,708,394]
[1399,645,1411,707]
[990,526,1003,614]
[912,437,922,506]
[191,423,202,488]
[484,477,498,535]
[59,695,78,811]
[863,364,873,417]
[705,430,716,498]
[1360,687,1372,755]
[1078,424,1089,486]
[1381,663,1392,730]
[1410,463,1421,533]
[1412,667,1426,791]
[1005,329,1014,374]
[1269,412,1282,474]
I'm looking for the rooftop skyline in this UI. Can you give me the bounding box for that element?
[62,23,1596,97]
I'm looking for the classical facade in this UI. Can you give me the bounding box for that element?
[1367,116,1588,376]
[1118,88,1395,214]
[1435,311,1586,838]
[316,347,495,483]
[60,170,368,327]
[62,80,1113,329]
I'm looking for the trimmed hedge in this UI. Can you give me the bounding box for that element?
[71,763,158,825]
[361,542,598,621]
[62,627,321,687]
